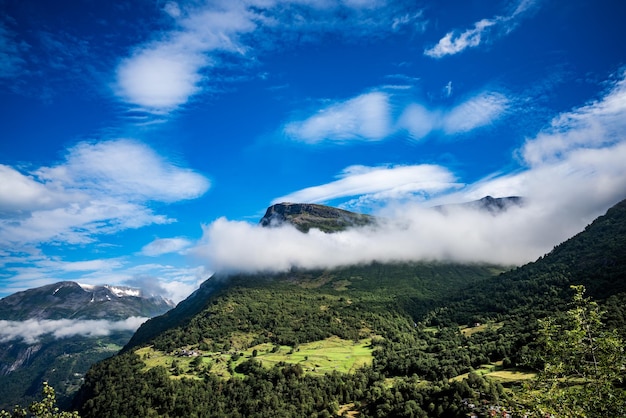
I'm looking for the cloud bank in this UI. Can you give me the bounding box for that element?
[0,317,149,344]
[194,72,626,272]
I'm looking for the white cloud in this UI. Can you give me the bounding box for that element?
[41,258,124,273]
[194,72,626,273]
[163,2,182,19]
[141,237,193,257]
[122,264,209,303]
[114,1,425,113]
[116,48,206,111]
[0,139,209,246]
[424,0,538,58]
[0,165,72,214]
[283,92,392,143]
[37,139,209,203]
[285,89,509,143]
[425,18,495,59]
[399,91,509,140]
[273,164,460,204]
[0,317,149,344]
[441,91,509,134]
[521,73,626,166]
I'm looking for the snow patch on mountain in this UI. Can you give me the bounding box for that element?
[105,285,142,298]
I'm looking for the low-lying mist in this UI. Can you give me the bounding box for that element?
[193,144,626,274]
[0,317,149,344]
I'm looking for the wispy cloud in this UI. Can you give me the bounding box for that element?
[284,89,510,143]
[424,0,538,58]
[521,73,626,166]
[0,317,149,344]
[0,19,28,79]
[440,91,510,134]
[194,72,626,271]
[400,91,510,139]
[283,92,393,143]
[141,237,193,257]
[273,164,460,205]
[114,1,425,113]
[0,139,209,246]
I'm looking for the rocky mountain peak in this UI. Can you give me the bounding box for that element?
[259,202,375,233]
[0,281,174,321]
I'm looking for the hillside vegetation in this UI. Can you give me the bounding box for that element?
[73,199,626,417]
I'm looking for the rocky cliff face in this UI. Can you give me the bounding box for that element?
[260,202,375,232]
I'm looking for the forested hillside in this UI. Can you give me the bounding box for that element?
[73,199,626,417]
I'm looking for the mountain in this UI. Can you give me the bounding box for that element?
[73,198,626,417]
[436,195,524,214]
[0,281,173,321]
[260,202,375,232]
[260,197,523,234]
[0,282,174,410]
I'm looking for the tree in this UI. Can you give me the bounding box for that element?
[0,382,80,418]
[515,285,626,417]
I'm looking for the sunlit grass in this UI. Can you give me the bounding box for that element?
[451,361,536,383]
[135,336,373,380]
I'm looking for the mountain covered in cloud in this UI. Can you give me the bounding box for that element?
[260,197,522,232]
[0,281,174,410]
[435,195,524,214]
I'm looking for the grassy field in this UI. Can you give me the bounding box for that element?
[451,361,536,384]
[135,336,373,380]
[459,322,503,337]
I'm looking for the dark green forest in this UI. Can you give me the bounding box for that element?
[68,199,626,417]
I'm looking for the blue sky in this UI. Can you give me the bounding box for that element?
[2,0,626,303]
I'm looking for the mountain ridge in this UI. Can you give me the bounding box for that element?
[0,281,174,321]
[260,196,525,234]
[260,202,376,232]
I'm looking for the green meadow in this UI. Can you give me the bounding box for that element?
[451,361,536,384]
[136,336,373,380]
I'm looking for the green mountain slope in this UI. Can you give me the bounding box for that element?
[432,198,626,326]
[73,199,626,418]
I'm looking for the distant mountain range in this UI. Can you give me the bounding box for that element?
[0,281,173,321]
[0,281,174,409]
